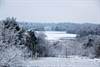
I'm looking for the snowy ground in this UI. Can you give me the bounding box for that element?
[25,56,100,67]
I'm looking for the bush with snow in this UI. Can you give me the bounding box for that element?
[35,32,49,57]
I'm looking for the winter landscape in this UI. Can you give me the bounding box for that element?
[0,18,100,67]
[1,0,100,67]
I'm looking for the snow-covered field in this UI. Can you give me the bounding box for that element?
[26,56,100,67]
[44,31,77,40]
[32,31,100,67]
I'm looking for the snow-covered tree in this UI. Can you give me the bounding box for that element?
[0,17,37,67]
[35,32,49,57]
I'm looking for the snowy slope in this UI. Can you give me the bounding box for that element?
[26,56,100,67]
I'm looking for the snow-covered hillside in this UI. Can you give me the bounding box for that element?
[26,56,100,67]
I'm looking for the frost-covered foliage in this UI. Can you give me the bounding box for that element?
[77,35,100,58]
[0,18,37,67]
[35,32,67,57]
[47,41,67,57]
[42,34,100,58]
[35,32,49,57]
[24,30,37,57]
[47,39,82,57]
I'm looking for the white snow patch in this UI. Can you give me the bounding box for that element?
[44,31,77,40]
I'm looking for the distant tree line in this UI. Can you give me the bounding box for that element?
[19,22,100,36]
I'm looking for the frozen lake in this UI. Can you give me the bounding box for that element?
[43,31,77,40]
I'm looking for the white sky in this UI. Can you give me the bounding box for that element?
[0,0,100,23]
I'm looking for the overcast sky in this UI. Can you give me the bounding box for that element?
[0,0,100,23]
